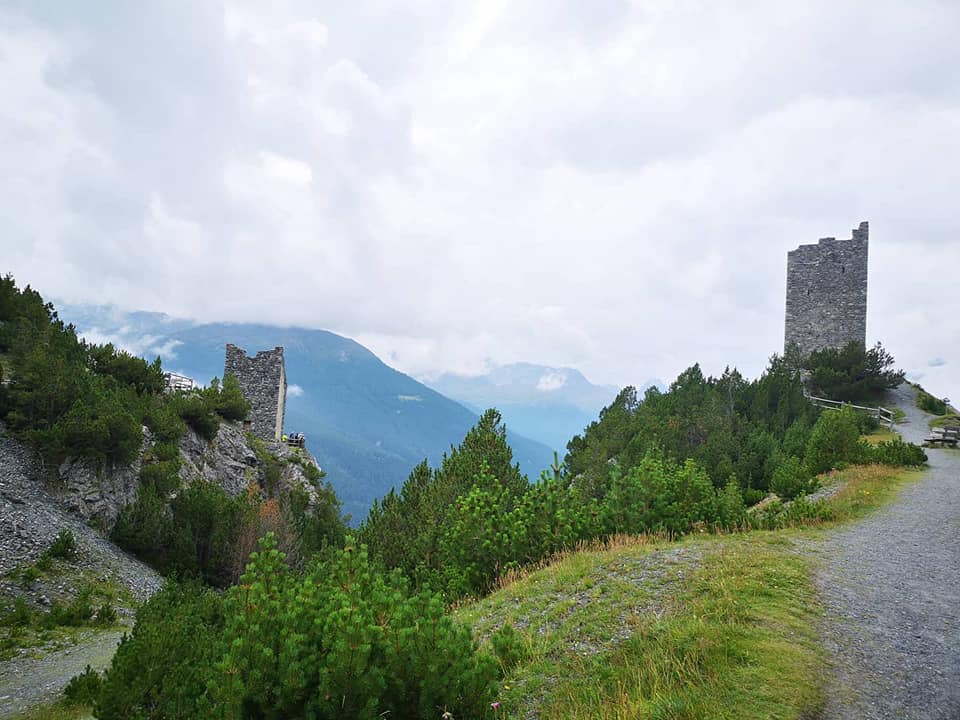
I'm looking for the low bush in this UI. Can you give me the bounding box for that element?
[94,603,117,625]
[490,623,525,674]
[211,535,498,719]
[865,438,927,467]
[96,583,225,720]
[44,529,77,561]
[0,598,33,628]
[96,538,499,720]
[64,665,103,706]
[770,455,813,501]
[804,408,865,475]
[44,587,95,628]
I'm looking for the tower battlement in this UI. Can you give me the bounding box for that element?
[784,221,869,356]
[224,344,287,442]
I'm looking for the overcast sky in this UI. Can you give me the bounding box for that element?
[2,1,958,402]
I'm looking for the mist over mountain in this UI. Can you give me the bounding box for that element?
[427,364,664,452]
[58,305,555,522]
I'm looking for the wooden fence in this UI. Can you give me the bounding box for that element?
[804,391,895,429]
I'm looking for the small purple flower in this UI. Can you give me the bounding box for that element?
[491,701,500,710]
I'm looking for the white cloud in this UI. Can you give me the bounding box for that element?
[536,371,567,392]
[287,384,304,398]
[76,327,182,361]
[2,1,959,406]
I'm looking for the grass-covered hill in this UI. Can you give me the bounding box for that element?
[455,463,920,720]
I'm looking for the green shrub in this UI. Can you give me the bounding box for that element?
[0,598,33,628]
[866,438,927,467]
[749,496,835,530]
[44,529,77,560]
[603,455,717,536]
[214,374,250,421]
[770,455,813,501]
[96,583,224,720]
[94,603,117,625]
[17,564,41,587]
[139,459,181,496]
[171,392,219,441]
[804,341,904,402]
[44,587,95,628]
[804,408,865,475]
[716,477,747,527]
[211,535,498,720]
[490,623,526,674]
[64,665,103,706]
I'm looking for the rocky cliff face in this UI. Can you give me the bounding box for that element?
[176,421,322,502]
[50,420,323,528]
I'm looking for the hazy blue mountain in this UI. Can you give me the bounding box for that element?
[427,363,664,452]
[58,306,556,522]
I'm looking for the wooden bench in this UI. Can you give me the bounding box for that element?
[924,426,960,447]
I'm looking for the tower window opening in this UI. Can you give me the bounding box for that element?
[841,265,845,274]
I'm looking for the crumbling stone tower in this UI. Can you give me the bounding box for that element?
[784,221,869,356]
[224,344,287,442]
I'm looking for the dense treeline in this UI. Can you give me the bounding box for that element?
[359,351,925,601]
[565,359,817,502]
[0,274,252,461]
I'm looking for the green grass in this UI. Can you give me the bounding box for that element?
[929,413,960,430]
[11,700,92,720]
[458,534,823,719]
[456,464,923,719]
[862,427,898,445]
[816,464,922,522]
[0,569,134,661]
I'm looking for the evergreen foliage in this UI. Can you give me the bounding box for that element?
[565,356,818,497]
[95,538,499,720]
[803,408,864,475]
[96,583,225,720]
[803,340,905,402]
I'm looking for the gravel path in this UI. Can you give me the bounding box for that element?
[814,383,960,719]
[0,629,122,718]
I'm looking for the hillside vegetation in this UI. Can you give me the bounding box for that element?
[2,274,931,719]
[456,463,920,720]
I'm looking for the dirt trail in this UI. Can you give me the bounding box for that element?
[815,384,960,719]
[0,629,122,718]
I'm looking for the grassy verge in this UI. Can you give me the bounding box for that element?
[814,464,922,523]
[456,464,922,719]
[862,427,898,445]
[458,534,823,719]
[929,413,960,429]
[12,700,92,720]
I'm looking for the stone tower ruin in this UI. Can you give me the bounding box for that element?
[784,221,869,357]
[224,344,287,442]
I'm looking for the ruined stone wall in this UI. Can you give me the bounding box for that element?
[784,221,869,356]
[224,344,287,442]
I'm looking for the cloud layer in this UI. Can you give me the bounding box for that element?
[2,1,959,402]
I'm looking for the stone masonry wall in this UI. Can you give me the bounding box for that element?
[784,221,869,356]
[224,344,287,442]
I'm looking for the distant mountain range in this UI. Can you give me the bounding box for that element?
[427,364,663,452]
[57,306,555,522]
